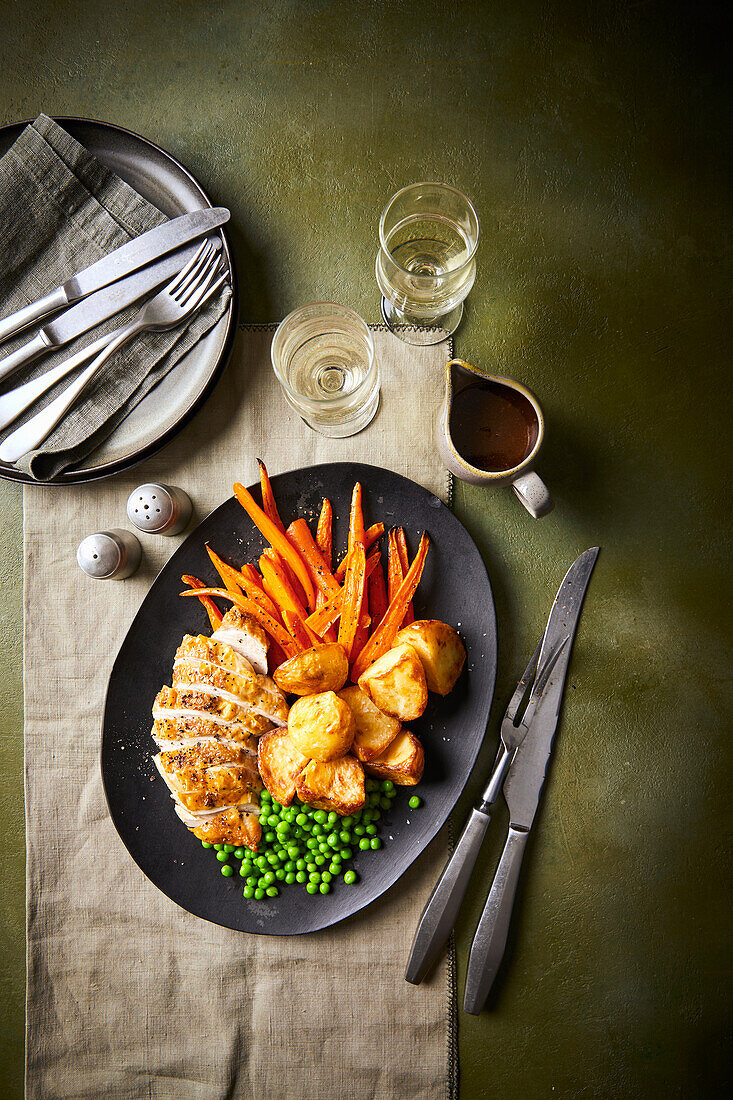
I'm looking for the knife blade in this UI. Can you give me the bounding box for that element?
[0,237,217,385]
[502,545,599,829]
[463,546,599,1013]
[0,206,230,346]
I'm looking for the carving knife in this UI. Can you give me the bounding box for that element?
[463,545,600,1013]
[0,206,230,347]
[0,235,221,385]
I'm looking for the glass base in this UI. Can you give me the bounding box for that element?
[380,297,462,345]
[293,386,380,438]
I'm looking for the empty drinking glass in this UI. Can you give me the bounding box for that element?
[376,182,479,345]
[271,303,380,437]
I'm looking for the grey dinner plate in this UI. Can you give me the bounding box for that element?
[0,116,238,484]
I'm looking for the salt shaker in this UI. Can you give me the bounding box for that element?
[77,529,142,580]
[126,483,192,536]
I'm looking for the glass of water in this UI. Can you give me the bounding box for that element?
[271,302,380,437]
[376,182,479,346]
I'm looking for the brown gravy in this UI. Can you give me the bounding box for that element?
[449,381,538,472]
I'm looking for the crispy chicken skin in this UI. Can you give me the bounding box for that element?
[153,685,273,737]
[173,635,289,726]
[155,741,261,813]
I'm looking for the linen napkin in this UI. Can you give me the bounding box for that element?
[24,324,458,1100]
[0,114,230,480]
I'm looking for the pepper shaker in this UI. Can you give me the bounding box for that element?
[77,529,142,580]
[126,483,192,535]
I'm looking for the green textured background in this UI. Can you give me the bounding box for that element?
[1,1,730,1096]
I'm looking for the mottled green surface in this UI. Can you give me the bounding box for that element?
[1,1,730,1096]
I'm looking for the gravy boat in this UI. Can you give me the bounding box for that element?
[438,358,553,518]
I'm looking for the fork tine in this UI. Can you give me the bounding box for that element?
[188,270,228,312]
[166,239,209,296]
[504,639,542,725]
[173,240,216,301]
[177,253,222,309]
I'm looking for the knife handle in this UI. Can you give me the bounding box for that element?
[0,332,53,385]
[405,807,491,985]
[0,287,69,346]
[463,825,529,1014]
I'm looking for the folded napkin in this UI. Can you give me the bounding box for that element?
[0,115,230,480]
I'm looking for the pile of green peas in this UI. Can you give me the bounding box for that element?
[201,778,422,901]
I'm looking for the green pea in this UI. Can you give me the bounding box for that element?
[254,888,265,899]
[311,823,324,836]
[296,858,306,870]
[284,860,296,873]
[409,795,422,809]
[260,790,271,801]
[306,861,317,873]
[339,830,351,844]
[306,882,318,895]
[275,868,286,881]
[358,838,370,851]
[264,831,276,843]
[285,872,296,885]
[328,862,341,876]
[326,833,339,848]
[353,825,365,837]
[276,822,291,837]
[379,797,391,810]
[321,871,332,883]
[314,854,326,866]
[201,841,212,849]
[287,845,300,860]
[381,780,395,794]
[239,864,248,878]
[213,844,224,851]
[309,871,321,884]
[306,837,319,850]
[255,856,268,870]
[266,885,279,897]
[340,847,353,860]
[344,870,357,885]
[319,882,331,894]
[366,824,377,836]
[221,864,234,877]
[243,885,254,898]
[318,842,330,854]
[234,847,245,860]
[341,816,353,828]
[295,813,308,826]
[370,837,382,850]
[258,877,268,889]
[246,875,258,886]
[271,800,282,811]
[263,871,275,885]
[216,851,229,863]
[366,778,378,792]
[327,811,338,825]
[362,810,373,825]
[314,810,327,825]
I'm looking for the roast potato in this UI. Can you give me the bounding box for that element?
[338,685,401,763]
[273,642,349,696]
[364,730,425,786]
[357,643,428,721]
[295,754,366,815]
[257,727,309,805]
[288,690,356,761]
[395,619,466,695]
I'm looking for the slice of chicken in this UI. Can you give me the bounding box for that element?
[154,743,261,814]
[153,686,273,739]
[212,608,269,676]
[180,805,262,849]
[172,643,288,728]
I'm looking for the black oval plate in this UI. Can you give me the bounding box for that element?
[102,462,497,935]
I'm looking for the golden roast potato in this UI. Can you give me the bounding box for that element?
[338,685,401,763]
[395,619,466,695]
[288,690,356,761]
[273,642,349,696]
[364,730,425,786]
[295,754,366,815]
[257,727,310,806]
[357,643,427,721]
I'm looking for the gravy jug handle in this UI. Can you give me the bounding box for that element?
[511,471,553,518]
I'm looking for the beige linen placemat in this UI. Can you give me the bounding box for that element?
[24,325,458,1100]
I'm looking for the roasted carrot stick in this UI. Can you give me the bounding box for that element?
[305,552,381,634]
[348,482,366,553]
[366,555,388,636]
[387,529,403,603]
[259,553,322,646]
[395,528,414,624]
[180,588,300,656]
[351,534,430,681]
[351,597,371,664]
[338,542,366,662]
[181,575,224,630]
[206,545,245,597]
[334,522,385,582]
[232,562,282,621]
[257,459,286,533]
[316,498,333,570]
[234,481,316,610]
[287,518,341,598]
[282,610,314,651]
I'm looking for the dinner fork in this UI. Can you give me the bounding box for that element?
[0,242,226,464]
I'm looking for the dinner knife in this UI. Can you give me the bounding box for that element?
[0,206,229,346]
[0,237,218,385]
[463,546,600,1014]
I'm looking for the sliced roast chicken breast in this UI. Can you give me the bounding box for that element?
[183,805,262,849]
[172,635,288,726]
[153,686,273,740]
[212,608,269,675]
[154,741,262,814]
